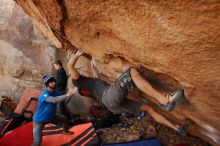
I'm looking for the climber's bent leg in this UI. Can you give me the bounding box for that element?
[129,68,168,104]
[130,68,184,111]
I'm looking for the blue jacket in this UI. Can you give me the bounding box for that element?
[33,89,60,123]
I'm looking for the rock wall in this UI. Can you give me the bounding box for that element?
[0,0,67,101]
[14,0,220,145]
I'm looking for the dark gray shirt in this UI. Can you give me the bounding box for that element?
[72,75,110,106]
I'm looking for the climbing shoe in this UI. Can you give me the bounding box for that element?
[63,130,74,135]
[164,88,184,112]
[177,123,189,137]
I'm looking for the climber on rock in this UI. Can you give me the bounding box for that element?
[67,49,188,136]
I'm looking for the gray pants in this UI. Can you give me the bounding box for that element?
[32,113,69,146]
[102,68,142,115]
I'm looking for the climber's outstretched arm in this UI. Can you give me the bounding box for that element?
[91,59,99,78]
[67,50,83,80]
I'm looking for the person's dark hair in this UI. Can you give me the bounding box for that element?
[54,60,62,67]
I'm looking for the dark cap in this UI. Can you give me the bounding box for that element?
[43,75,56,86]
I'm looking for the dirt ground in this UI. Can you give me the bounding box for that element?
[99,114,210,146]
